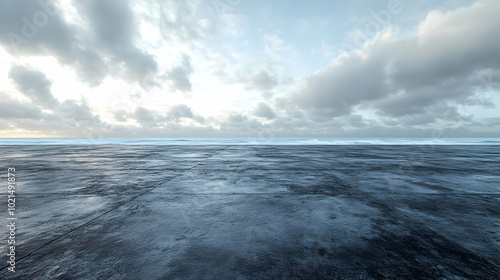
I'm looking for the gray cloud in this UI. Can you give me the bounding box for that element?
[0,0,158,86]
[0,95,102,137]
[9,65,58,108]
[56,99,99,124]
[166,104,194,121]
[216,68,279,94]
[227,113,247,124]
[2,0,499,138]
[250,70,277,90]
[134,107,157,126]
[290,0,500,125]
[1,0,75,55]
[254,102,276,120]
[220,113,266,135]
[114,109,128,122]
[0,99,44,120]
[293,51,387,117]
[166,55,193,92]
[8,66,100,125]
[166,104,207,124]
[77,0,158,84]
[0,0,107,85]
[4,66,101,132]
[129,104,205,127]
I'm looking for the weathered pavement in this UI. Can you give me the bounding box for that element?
[0,145,499,279]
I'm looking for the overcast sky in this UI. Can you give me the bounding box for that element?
[1,0,499,138]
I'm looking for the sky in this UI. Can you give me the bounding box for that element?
[0,0,499,139]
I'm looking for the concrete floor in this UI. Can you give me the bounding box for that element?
[0,145,499,279]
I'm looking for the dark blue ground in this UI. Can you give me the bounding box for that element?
[0,145,499,279]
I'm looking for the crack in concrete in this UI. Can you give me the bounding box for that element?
[1,146,232,271]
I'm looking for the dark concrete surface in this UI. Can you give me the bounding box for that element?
[0,145,499,279]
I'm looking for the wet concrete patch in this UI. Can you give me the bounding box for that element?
[0,145,498,279]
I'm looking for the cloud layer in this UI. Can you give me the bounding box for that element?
[292,0,500,124]
[0,0,499,138]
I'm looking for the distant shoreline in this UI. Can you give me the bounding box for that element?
[0,138,499,145]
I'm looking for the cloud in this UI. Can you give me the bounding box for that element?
[249,70,277,90]
[4,65,101,134]
[0,95,102,137]
[1,0,499,138]
[77,0,158,84]
[56,99,100,124]
[215,67,279,93]
[253,102,276,120]
[166,104,207,124]
[156,0,204,43]
[0,0,106,85]
[0,0,158,86]
[0,0,75,55]
[129,104,205,127]
[0,98,44,120]
[220,113,267,136]
[290,0,500,125]
[166,104,194,120]
[166,55,193,92]
[8,65,100,123]
[9,65,58,108]
[114,109,128,122]
[134,106,157,126]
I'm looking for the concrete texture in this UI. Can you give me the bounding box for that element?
[0,145,499,279]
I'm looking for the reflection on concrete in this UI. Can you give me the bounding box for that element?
[0,145,498,279]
